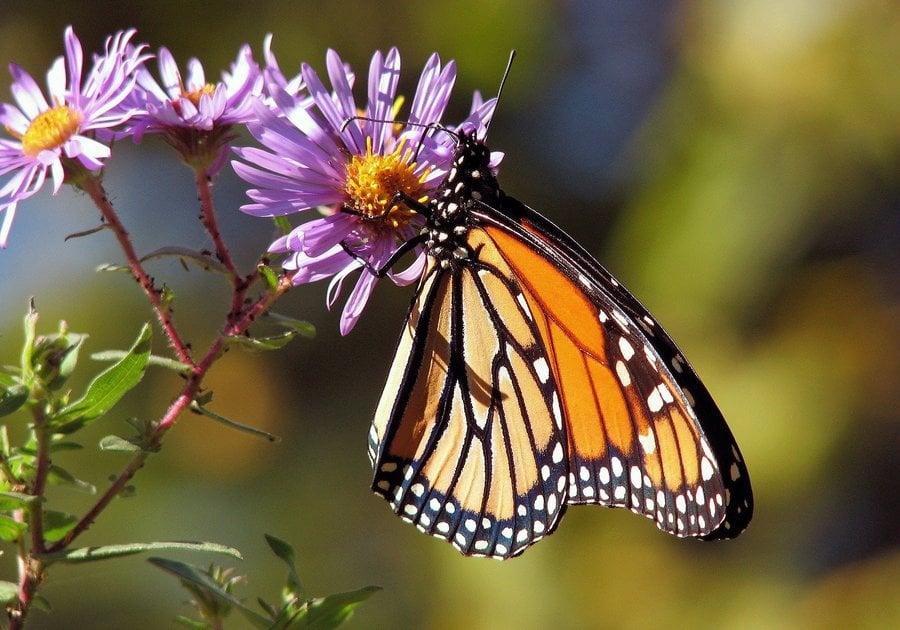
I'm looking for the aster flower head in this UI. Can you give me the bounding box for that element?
[125,42,263,171]
[0,26,146,248]
[234,48,498,334]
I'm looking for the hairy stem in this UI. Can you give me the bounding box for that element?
[80,175,194,366]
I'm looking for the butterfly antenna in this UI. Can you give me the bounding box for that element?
[485,50,516,135]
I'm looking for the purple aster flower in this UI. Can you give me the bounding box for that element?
[233,48,497,334]
[0,26,146,248]
[124,42,263,171]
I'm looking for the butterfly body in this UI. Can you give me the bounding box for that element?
[368,131,752,559]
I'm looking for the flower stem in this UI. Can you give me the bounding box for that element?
[196,167,240,278]
[80,174,194,367]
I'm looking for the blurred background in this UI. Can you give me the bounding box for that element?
[0,0,897,627]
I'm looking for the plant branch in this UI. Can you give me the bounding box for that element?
[80,175,194,366]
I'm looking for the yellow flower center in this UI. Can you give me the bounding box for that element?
[182,83,216,108]
[20,105,83,157]
[344,137,429,230]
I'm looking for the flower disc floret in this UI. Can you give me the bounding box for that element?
[19,105,84,157]
[344,138,428,229]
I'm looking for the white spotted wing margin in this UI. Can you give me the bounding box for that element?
[369,257,569,559]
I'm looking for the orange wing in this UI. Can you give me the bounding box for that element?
[484,223,731,537]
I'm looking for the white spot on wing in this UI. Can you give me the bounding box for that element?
[611,457,623,477]
[599,466,610,484]
[618,337,635,360]
[615,360,631,387]
[647,388,663,412]
[533,357,550,383]
[552,442,563,464]
[638,429,657,454]
[516,293,532,319]
[701,457,715,481]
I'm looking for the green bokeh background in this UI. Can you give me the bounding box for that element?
[0,1,897,628]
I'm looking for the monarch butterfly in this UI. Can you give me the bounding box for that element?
[367,129,753,559]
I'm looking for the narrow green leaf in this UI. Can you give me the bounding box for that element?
[0,515,27,542]
[0,490,41,509]
[31,594,52,612]
[95,263,132,273]
[42,510,78,542]
[258,263,279,291]
[65,224,107,240]
[39,541,243,564]
[98,435,142,452]
[52,323,152,432]
[0,580,19,605]
[264,534,302,594]
[51,332,85,390]
[267,312,316,338]
[149,558,269,628]
[226,330,305,351]
[272,215,292,235]
[91,350,191,374]
[302,586,381,629]
[20,300,39,380]
[190,403,280,442]
[174,616,210,629]
[47,465,96,494]
[141,246,230,274]
[0,383,28,417]
[49,441,83,452]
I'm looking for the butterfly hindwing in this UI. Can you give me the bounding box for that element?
[371,252,569,558]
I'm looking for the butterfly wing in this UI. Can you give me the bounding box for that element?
[369,131,752,558]
[370,253,570,559]
[477,195,753,540]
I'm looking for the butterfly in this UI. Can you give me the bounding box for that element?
[366,128,753,559]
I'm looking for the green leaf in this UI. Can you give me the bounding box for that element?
[47,465,96,494]
[98,435,142,452]
[49,441,83,452]
[0,383,28,417]
[39,541,243,564]
[0,515,27,542]
[174,616,211,629]
[190,403,280,442]
[226,330,306,351]
[0,580,19,605]
[273,215,292,235]
[267,312,316,339]
[264,534,302,594]
[0,490,41,509]
[52,323,152,433]
[65,224,107,240]
[141,246,230,275]
[258,263,279,291]
[42,510,79,543]
[301,586,381,629]
[21,300,39,379]
[31,594,52,612]
[51,331,85,391]
[91,350,191,374]
[96,263,132,273]
[149,558,269,628]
